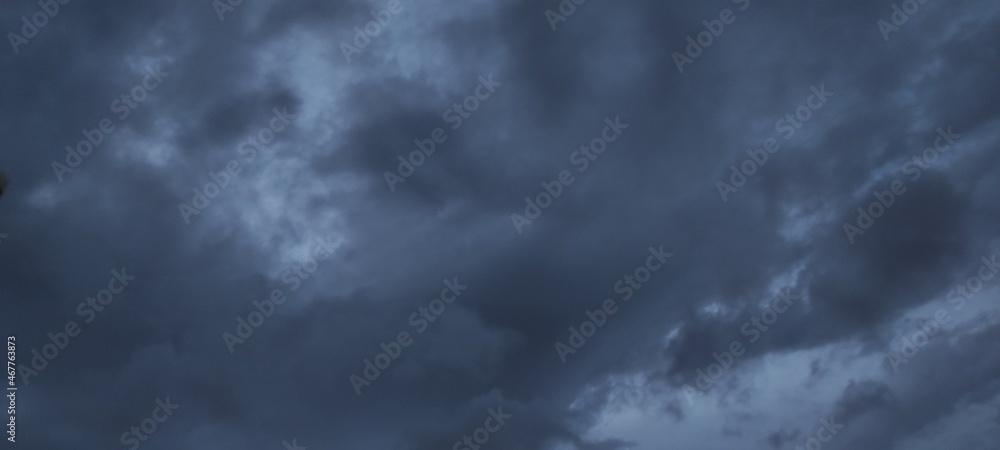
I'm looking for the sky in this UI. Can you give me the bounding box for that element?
[1,0,999,449]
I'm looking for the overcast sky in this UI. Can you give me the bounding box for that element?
[1,0,999,449]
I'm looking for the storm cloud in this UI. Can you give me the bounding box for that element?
[1,0,998,449]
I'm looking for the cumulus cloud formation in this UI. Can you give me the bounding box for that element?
[1,0,998,449]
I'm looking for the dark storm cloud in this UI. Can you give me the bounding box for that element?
[1,0,998,449]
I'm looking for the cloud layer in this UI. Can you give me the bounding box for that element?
[1,0,998,449]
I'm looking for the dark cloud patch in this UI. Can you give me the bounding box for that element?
[1,0,999,449]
